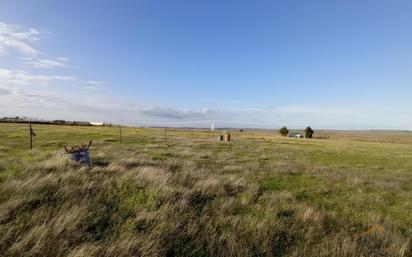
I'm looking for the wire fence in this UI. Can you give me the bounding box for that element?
[9,120,253,151]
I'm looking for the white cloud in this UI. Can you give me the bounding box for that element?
[0,68,77,110]
[81,85,99,90]
[22,57,67,68]
[55,57,69,62]
[0,21,69,69]
[0,69,75,86]
[0,22,40,56]
[0,88,11,95]
[85,80,106,85]
[137,105,212,120]
[79,80,108,90]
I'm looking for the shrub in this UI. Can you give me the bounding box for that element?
[279,126,289,137]
[304,126,314,138]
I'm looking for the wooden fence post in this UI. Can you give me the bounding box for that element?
[119,124,123,144]
[29,121,33,150]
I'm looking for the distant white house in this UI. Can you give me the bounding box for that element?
[288,133,304,138]
[90,122,105,126]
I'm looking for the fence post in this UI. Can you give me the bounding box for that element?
[29,121,33,150]
[119,124,123,144]
[164,127,167,144]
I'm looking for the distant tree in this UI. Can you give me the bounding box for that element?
[304,126,314,138]
[279,126,289,137]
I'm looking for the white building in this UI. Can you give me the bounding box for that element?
[90,122,105,126]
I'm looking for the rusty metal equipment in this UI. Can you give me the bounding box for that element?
[224,133,231,142]
[64,141,93,165]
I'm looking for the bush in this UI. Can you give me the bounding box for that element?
[279,126,289,137]
[305,126,314,138]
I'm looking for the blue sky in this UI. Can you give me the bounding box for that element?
[0,0,411,129]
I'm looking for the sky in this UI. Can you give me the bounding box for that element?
[0,0,411,129]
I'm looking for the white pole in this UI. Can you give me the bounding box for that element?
[211,111,215,131]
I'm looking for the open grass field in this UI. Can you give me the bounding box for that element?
[0,123,411,257]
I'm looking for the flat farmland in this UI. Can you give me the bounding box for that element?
[0,123,411,257]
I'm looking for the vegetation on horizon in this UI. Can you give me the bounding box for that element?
[305,126,314,138]
[279,126,289,137]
